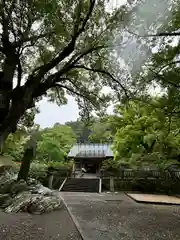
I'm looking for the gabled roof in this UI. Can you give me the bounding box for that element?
[68,143,113,158]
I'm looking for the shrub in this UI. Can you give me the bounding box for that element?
[29,160,73,186]
[29,163,48,183]
[47,160,73,177]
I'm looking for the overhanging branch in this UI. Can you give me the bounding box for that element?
[148,32,180,37]
[149,68,180,89]
[73,65,129,98]
[15,31,55,47]
[158,60,180,72]
[32,0,96,80]
[54,77,104,103]
[17,59,22,87]
[54,83,98,108]
[75,0,96,37]
[127,29,180,38]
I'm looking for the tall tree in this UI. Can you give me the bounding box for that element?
[0,0,131,147]
[112,99,180,168]
[65,120,92,142]
[36,124,76,162]
[88,117,114,143]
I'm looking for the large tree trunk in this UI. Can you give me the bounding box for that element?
[0,56,17,125]
[0,54,19,150]
[0,84,34,151]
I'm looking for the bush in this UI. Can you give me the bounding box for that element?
[101,159,120,175]
[29,163,48,183]
[29,161,73,187]
[47,161,73,177]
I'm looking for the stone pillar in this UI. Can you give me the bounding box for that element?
[48,175,54,189]
[110,176,114,192]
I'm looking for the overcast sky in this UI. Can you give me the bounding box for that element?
[35,96,79,128]
[35,0,127,128]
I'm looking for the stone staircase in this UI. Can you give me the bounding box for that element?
[60,178,100,193]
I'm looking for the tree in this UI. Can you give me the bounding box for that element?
[36,124,76,162]
[116,0,180,101]
[110,1,180,170]
[88,117,114,143]
[65,120,91,142]
[2,130,29,161]
[0,0,131,147]
[112,99,180,169]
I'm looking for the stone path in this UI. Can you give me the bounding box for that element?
[0,205,81,240]
[60,192,180,240]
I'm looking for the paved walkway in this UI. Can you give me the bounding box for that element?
[0,206,81,240]
[60,192,180,240]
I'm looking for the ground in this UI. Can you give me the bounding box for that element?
[60,192,180,240]
[0,205,81,240]
[0,192,180,240]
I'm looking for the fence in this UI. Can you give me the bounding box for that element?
[45,168,72,189]
[100,170,180,194]
[100,169,180,179]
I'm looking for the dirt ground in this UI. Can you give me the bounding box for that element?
[0,206,81,240]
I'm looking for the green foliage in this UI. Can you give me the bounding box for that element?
[48,160,73,176]
[65,120,91,142]
[65,116,115,143]
[29,162,48,183]
[3,123,76,166]
[29,160,73,183]
[113,2,180,169]
[112,99,180,169]
[3,132,29,161]
[0,0,134,135]
[36,124,76,162]
[88,117,114,143]
[101,159,121,175]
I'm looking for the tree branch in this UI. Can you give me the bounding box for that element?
[55,77,104,103]
[148,68,180,88]
[15,31,55,47]
[70,45,105,65]
[148,32,180,37]
[127,29,180,38]
[0,6,10,51]
[75,0,96,37]
[158,60,180,72]
[54,83,98,108]
[31,0,96,80]
[17,59,22,87]
[73,65,129,98]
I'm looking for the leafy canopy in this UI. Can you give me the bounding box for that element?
[36,124,76,162]
[112,99,180,168]
[0,0,132,140]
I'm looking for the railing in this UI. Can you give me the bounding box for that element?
[99,169,180,180]
[99,169,180,193]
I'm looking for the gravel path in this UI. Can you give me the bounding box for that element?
[61,192,180,240]
[0,206,81,240]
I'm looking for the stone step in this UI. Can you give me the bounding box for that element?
[61,178,99,193]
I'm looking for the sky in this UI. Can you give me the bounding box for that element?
[35,0,127,128]
[35,97,79,128]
